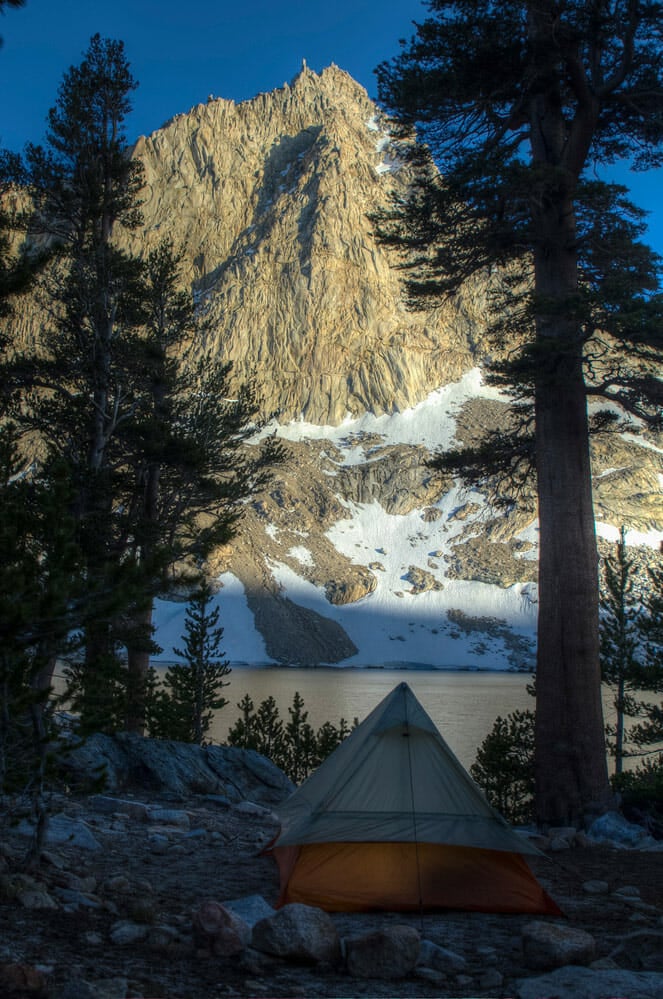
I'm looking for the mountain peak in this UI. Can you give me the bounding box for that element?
[128,64,479,424]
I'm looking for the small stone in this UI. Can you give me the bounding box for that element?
[415,966,446,985]
[550,835,573,851]
[104,875,131,893]
[18,889,58,910]
[591,957,620,970]
[53,888,103,911]
[479,968,504,989]
[582,879,609,894]
[147,808,190,828]
[40,850,66,869]
[127,898,158,924]
[548,825,577,841]
[147,833,169,854]
[455,974,474,988]
[233,800,276,819]
[90,979,130,999]
[147,925,181,949]
[242,980,268,994]
[417,939,466,972]
[110,920,150,945]
[613,884,641,898]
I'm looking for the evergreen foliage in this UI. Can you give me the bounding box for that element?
[628,556,663,757]
[470,709,535,825]
[599,528,663,773]
[3,37,280,736]
[226,692,355,783]
[0,426,82,859]
[376,0,663,825]
[147,579,231,744]
[612,754,663,836]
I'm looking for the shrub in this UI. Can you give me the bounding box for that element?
[226,691,355,783]
[470,708,536,825]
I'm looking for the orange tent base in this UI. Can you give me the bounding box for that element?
[272,840,562,915]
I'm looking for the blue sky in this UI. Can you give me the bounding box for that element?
[1,0,661,257]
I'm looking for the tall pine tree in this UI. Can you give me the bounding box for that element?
[376,0,663,825]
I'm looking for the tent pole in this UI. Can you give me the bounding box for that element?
[403,691,425,930]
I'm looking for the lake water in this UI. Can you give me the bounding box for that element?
[206,666,534,769]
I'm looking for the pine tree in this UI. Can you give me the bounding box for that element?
[283,691,317,784]
[628,557,663,759]
[17,35,146,723]
[0,426,82,858]
[470,709,535,825]
[226,693,356,782]
[149,580,230,744]
[599,527,655,774]
[376,0,663,825]
[9,39,280,735]
[119,239,280,731]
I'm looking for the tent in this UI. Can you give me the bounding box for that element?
[269,682,561,914]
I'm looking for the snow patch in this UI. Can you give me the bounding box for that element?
[287,545,314,566]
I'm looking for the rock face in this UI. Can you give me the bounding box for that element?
[12,65,663,666]
[128,64,482,425]
[61,732,295,804]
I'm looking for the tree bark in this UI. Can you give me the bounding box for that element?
[527,0,612,827]
[534,350,612,824]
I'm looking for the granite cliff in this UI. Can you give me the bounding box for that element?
[12,65,663,667]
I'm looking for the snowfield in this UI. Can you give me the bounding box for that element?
[154,371,662,670]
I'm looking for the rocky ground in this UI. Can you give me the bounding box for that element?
[1,738,662,999]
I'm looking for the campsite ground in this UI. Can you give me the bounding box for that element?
[1,789,662,998]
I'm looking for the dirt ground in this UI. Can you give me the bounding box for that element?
[1,791,662,998]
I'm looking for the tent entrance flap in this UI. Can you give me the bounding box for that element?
[273,841,561,914]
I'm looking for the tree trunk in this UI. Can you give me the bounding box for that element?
[534,349,612,825]
[527,0,612,826]
[126,602,153,734]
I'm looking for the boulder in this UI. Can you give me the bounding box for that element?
[252,903,341,965]
[516,966,663,999]
[587,811,657,848]
[17,814,101,851]
[344,924,421,979]
[61,732,294,804]
[521,921,596,971]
